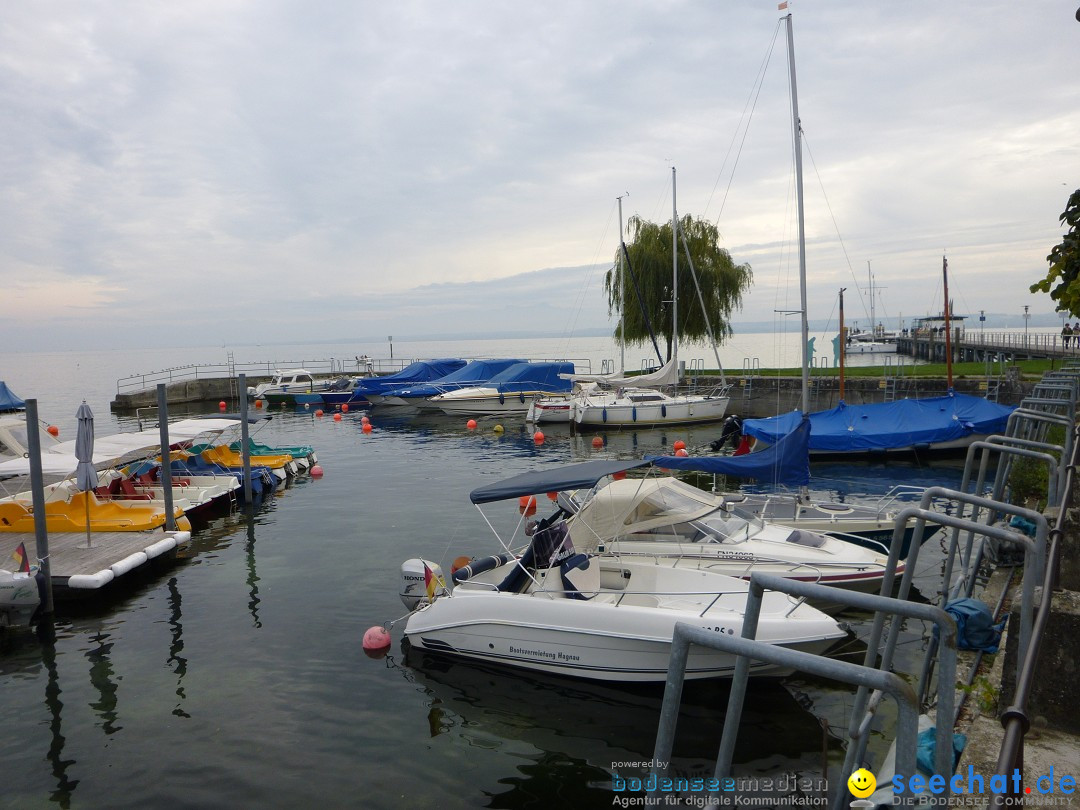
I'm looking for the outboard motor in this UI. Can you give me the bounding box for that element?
[399,558,445,611]
[710,415,744,452]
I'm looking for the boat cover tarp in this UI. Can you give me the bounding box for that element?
[393,359,525,399]
[480,361,576,393]
[742,394,1015,453]
[0,381,25,412]
[647,417,811,486]
[470,459,652,504]
[354,359,466,396]
[562,356,680,389]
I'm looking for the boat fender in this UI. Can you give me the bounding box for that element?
[451,552,514,584]
[661,405,667,417]
[632,406,637,422]
[602,408,607,423]
[499,392,505,405]
[519,392,525,403]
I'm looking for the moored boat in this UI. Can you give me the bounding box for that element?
[428,362,575,416]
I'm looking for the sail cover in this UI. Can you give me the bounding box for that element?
[742,394,1015,453]
[561,356,681,389]
[647,417,811,486]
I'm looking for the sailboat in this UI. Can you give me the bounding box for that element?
[846,261,898,355]
[566,169,731,428]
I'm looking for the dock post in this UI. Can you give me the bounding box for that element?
[24,399,55,615]
[156,384,177,532]
[238,373,253,504]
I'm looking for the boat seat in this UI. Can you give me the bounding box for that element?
[560,553,601,600]
[528,566,567,599]
[119,479,151,500]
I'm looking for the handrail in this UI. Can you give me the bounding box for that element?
[988,421,1078,808]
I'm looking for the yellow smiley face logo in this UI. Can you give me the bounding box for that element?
[847,768,876,798]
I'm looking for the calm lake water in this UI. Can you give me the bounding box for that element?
[0,337,967,809]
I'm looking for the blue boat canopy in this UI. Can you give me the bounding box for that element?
[481,361,576,393]
[0,381,25,412]
[469,459,652,504]
[742,394,1015,453]
[354,359,466,396]
[393,359,525,399]
[647,417,811,486]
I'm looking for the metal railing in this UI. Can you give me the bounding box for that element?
[988,422,1078,807]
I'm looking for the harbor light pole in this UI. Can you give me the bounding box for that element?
[1023,306,1030,347]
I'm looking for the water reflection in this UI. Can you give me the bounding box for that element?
[244,505,262,629]
[86,626,121,734]
[40,622,79,807]
[166,577,190,718]
[402,645,840,808]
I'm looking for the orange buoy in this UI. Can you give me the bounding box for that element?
[673,440,686,451]
[361,415,370,424]
[675,448,689,457]
[362,423,372,433]
[46,425,59,437]
[466,419,477,430]
[255,399,263,409]
[362,626,392,658]
[533,430,545,444]
[591,436,604,449]
[333,412,342,422]
[315,409,324,417]
[546,491,558,501]
[519,495,537,515]
[310,465,324,477]
[613,470,627,480]
[219,401,227,411]
[451,555,472,574]
[342,403,350,413]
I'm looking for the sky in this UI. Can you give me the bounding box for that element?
[2,1,1078,352]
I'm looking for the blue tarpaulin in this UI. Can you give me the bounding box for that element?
[391,359,525,400]
[354,359,467,397]
[742,394,1014,454]
[647,417,811,487]
[0,381,25,412]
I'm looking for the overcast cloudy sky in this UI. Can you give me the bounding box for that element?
[2,1,1078,351]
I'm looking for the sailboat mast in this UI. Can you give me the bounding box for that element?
[671,166,679,370]
[943,254,953,390]
[868,260,875,336]
[839,287,846,401]
[785,13,810,413]
[618,194,626,374]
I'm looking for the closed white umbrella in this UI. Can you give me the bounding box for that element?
[75,402,97,546]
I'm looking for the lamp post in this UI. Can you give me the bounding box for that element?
[1023,306,1030,348]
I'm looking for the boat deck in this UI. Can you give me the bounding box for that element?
[0,529,190,594]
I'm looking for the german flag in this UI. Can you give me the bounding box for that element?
[423,562,444,601]
[11,542,30,573]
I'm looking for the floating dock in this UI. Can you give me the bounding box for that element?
[1,529,191,595]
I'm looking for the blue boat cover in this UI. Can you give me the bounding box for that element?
[647,417,811,486]
[742,394,1015,453]
[0,381,25,412]
[354,359,466,396]
[470,459,652,504]
[392,359,525,399]
[479,361,576,394]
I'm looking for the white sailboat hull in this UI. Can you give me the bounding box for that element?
[573,393,729,427]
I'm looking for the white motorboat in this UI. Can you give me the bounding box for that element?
[428,362,575,417]
[563,474,900,609]
[0,563,40,630]
[248,369,341,403]
[398,460,846,682]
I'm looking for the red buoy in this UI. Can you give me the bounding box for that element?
[333,412,342,422]
[342,403,350,413]
[466,419,477,430]
[219,401,227,411]
[533,430,545,444]
[46,425,59,437]
[451,555,472,574]
[519,495,537,515]
[613,471,627,480]
[362,423,372,433]
[361,415,370,424]
[673,440,686,451]
[362,626,392,659]
[315,409,324,417]
[255,399,264,409]
[675,448,689,457]
[591,436,604,449]
[546,491,558,501]
[310,465,324,477]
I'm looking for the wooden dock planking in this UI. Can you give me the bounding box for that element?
[0,529,191,591]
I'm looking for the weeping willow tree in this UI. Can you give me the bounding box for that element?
[604,214,753,362]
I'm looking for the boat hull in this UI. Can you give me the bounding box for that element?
[573,395,729,428]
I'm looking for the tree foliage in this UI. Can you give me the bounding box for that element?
[603,214,753,360]
[1030,189,1080,316]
